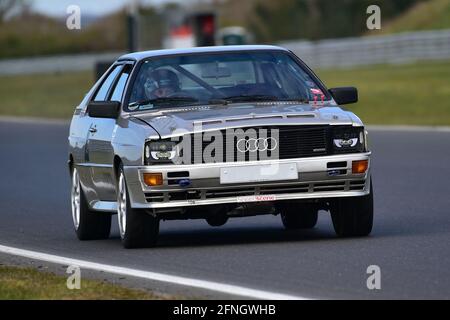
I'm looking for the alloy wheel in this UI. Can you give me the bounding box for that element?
[117,171,127,239]
[71,168,81,230]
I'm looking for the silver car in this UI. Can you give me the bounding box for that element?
[68,45,373,248]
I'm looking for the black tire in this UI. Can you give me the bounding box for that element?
[206,215,228,227]
[117,166,159,249]
[330,180,373,237]
[279,202,318,229]
[71,168,111,240]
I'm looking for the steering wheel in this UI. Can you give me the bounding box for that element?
[161,89,194,99]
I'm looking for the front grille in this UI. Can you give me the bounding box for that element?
[182,125,330,164]
[144,179,366,203]
[279,126,328,158]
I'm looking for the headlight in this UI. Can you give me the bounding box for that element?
[144,140,178,164]
[332,126,365,153]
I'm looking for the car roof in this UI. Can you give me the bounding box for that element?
[117,45,289,62]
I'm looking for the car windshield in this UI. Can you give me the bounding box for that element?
[126,50,330,112]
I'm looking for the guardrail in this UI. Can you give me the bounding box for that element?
[280,29,450,68]
[0,52,123,76]
[0,29,449,75]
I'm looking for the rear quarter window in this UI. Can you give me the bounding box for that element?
[93,66,121,101]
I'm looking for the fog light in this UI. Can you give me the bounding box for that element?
[352,160,368,174]
[143,173,163,186]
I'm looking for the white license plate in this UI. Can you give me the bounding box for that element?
[237,194,277,203]
[220,163,298,184]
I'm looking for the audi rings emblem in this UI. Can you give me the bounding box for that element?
[236,137,278,152]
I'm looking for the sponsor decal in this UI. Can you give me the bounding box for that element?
[237,195,277,203]
[310,88,325,106]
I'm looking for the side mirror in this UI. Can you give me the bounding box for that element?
[87,101,120,119]
[329,87,358,105]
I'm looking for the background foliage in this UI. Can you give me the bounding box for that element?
[0,0,443,59]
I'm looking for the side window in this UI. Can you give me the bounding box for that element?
[93,66,121,101]
[110,65,132,102]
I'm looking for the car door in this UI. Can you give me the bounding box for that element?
[86,64,132,201]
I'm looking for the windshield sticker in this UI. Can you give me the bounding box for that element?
[310,88,325,106]
[310,88,324,95]
[138,103,155,111]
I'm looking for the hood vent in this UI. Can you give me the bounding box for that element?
[286,113,316,119]
[194,119,223,126]
[226,115,284,123]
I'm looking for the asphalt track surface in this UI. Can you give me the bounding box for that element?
[0,118,449,299]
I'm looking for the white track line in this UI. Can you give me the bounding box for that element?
[0,244,307,300]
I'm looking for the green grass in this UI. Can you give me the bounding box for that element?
[0,265,172,300]
[372,0,450,35]
[317,60,450,125]
[0,59,449,125]
[0,71,93,119]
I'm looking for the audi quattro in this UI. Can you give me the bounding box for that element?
[68,45,373,248]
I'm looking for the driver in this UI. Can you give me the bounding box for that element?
[144,68,181,99]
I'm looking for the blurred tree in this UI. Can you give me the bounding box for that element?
[0,9,127,59]
[0,0,435,59]
[0,0,29,23]
[139,6,164,49]
[221,0,429,42]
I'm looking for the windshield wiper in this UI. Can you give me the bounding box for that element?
[128,97,198,109]
[218,94,279,104]
[278,97,310,104]
[208,95,310,105]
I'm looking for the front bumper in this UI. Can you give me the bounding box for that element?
[123,152,371,210]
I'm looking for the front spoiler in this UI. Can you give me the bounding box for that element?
[123,152,371,210]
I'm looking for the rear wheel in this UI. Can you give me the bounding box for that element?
[279,202,318,229]
[117,166,159,248]
[71,167,111,240]
[330,180,373,237]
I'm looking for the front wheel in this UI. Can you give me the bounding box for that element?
[330,180,374,237]
[117,166,159,248]
[71,167,111,240]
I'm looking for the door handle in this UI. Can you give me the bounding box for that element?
[89,127,97,133]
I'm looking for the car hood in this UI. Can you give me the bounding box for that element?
[130,102,362,139]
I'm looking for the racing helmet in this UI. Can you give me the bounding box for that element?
[144,68,180,98]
